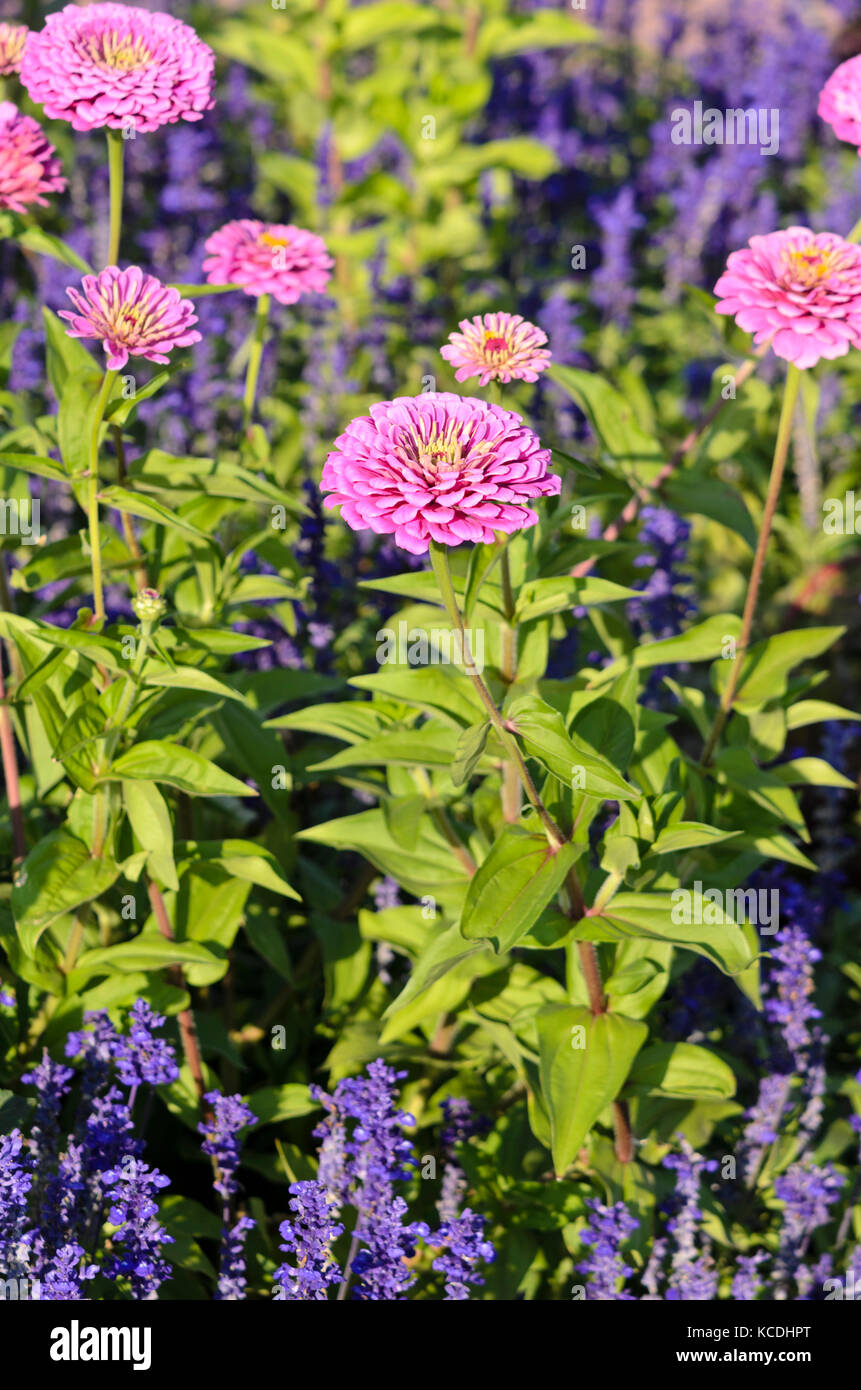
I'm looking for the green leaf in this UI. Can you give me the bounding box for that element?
[515,576,639,623]
[42,307,98,401]
[382,924,492,1020]
[106,742,257,798]
[571,696,636,774]
[0,452,68,483]
[547,366,664,476]
[248,1084,318,1126]
[308,724,463,773]
[12,224,93,274]
[650,822,742,855]
[0,610,126,674]
[166,282,244,297]
[9,532,133,597]
[265,701,384,741]
[342,1,450,48]
[51,702,107,793]
[785,700,861,730]
[451,721,490,787]
[664,476,757,551]
[140,659,246,704]
[123,780,179,892]
[175,840,300,900]
[626,1042,736,1100]
[713,747,807,835]
[0,1090,31,1132]
[478,11,594,59]
[536,1005,647,1176]
[58,366,104,476]
[97,486,213,543]
[170,868,250,986]
[769,757,856,790]
[11,832,119,953]
[579,891,754,975]
[715,627,844,713]
[348,665,486,726]
[73,937,221,976]
[104,366,177,426]
[297,809,470,910]
[160,1194,224,1243]
[419,138,559,191]
[595,615,742,684]
[128,450,297,509]
[508,694,640,801]
[460,828,580,952]
[212,703,293,826]
[463,542,501,621]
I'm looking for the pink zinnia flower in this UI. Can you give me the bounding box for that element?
[0,101,65,214]
[713,228,861,370]
[0,22,27,76]
[818,56,861,153]
[20,4,214,134]
[202,220,334,305]
[59,266,201,370]
[440,312,551,385]
[321,393,560,554]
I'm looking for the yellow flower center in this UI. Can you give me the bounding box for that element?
[258,232,290,249]
[785,246,834,287]
[90,32,153,72]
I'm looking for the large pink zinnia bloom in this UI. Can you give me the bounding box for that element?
[20,4,214,134]
[0,101,65,213]
[441,312,552,385]
[0,22,27,76]
[202,220,334,305]
[59,266,201,370]
[818,56,861,153]
[321,393,560,554]
[713,228,861,370]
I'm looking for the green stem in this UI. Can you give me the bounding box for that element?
[242,293,271,433]
[498,540,522,822]
[429,540,561,845]
[87,371,118,626]
[847,216,861,244]
[92,613,156,857]
[428,551,627,1153]
[105,619,153,756]
[701,364,802,767]
[62,915,87,977]
[106,130,125,267]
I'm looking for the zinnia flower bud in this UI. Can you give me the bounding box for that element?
[131,588,167,623]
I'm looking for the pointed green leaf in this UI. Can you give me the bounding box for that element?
[11,831,119,954]
[536,1004,648,1176]
[508,694,640,801]
[106,742,256,798]
[461,827,580,952]
[578,891,754,975]
[451,721,491,787]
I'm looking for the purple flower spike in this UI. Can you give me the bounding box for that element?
[577,1199,638,1301]
[273,1181,343,1301]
